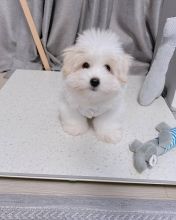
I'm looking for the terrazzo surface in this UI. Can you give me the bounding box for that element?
[0,70,175,184]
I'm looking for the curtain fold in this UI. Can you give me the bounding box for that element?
[42,0,83,70]
[0,0,163,74]
[109,0,163,74]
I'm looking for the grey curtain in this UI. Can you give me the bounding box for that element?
[0,0,163,75]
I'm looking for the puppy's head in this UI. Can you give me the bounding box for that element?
[62,29,132,102]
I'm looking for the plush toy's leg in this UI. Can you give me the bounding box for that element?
[155,122,171,132]
[129,140,143,152]
[158,130,172,152]
[155,123,172,153]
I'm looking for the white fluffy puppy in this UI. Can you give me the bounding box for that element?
[59,29,132,144]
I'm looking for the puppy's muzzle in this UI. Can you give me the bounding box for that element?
[90,77,100,90]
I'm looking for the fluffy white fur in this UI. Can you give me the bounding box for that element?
[59,29,132,144]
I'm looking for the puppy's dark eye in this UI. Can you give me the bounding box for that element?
[105,64,111,72]
[82,62,90,69]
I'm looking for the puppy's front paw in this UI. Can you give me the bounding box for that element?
[62,121,89,136]
[96,128,122,144]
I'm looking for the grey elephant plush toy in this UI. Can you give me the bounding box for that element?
[129,122,176,173]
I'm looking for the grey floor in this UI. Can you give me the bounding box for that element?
[0,194,176,220]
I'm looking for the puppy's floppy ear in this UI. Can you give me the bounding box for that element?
[62,46,85,76]
[115,54,132,83]
[62,46,76,76]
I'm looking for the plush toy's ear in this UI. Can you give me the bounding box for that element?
[133,153,148,173]
[130,140,149,173]
[129,140,143,152]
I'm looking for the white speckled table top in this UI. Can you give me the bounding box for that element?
[0,70,176,184]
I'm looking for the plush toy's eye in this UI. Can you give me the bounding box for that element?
[105,64,111,72]
[82,62,90,69]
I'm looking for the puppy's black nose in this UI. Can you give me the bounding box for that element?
[90,78,100,88]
